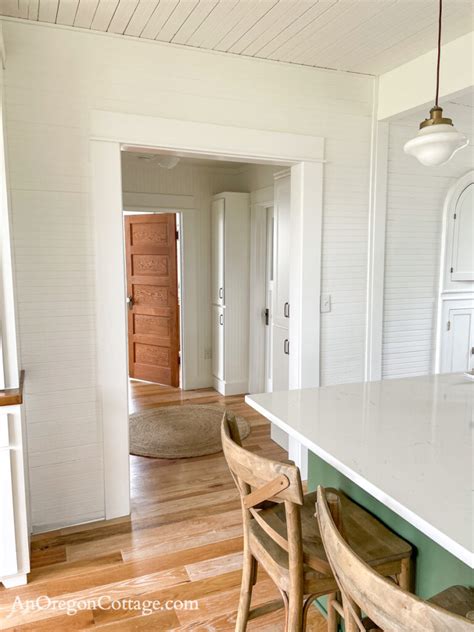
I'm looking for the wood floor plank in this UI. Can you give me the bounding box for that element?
[0,383,326,631]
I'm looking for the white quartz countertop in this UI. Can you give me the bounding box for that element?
[245,373,473,567]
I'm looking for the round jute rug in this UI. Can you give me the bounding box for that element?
[129,404,251,459]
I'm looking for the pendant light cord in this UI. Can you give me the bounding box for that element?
[435,0,442,106]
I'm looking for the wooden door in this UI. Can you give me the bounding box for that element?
[125,214,180,386]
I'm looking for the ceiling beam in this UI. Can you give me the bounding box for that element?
[377,31,474,121]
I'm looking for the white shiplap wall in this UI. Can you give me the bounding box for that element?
[3,20,374,530]
[382,105,474,379]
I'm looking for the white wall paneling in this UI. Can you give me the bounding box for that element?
[382,106,473,380]
[3,19,374,529]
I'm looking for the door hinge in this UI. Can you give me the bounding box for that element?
[264,308,270,326]
[175,229,179,240]
[178,353,181,365]
[450,267,454,273]
[453,213,457,220]
[447,320,451,331]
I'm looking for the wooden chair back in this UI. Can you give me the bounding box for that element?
[221,412,305,573]
[316,486,473,632]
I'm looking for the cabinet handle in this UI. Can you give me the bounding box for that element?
[284,302,290,318]
[284,339,289,355]
[219,287,224,300]
[220,313,224,326]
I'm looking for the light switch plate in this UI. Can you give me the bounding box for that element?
[320,294,331,313]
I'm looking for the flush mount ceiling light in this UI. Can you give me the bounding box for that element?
[403,0,469,166]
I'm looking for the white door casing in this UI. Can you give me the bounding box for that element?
[90,112,324,517]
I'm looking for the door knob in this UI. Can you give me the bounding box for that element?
[126,296,134,310]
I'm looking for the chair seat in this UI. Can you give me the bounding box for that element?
[249,487,412,594]
[360,585,474,630]
[428,585,474,620]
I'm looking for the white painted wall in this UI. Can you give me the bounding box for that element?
[2,19,374,530]
[382,104,474,379]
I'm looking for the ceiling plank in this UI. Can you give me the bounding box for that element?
[74,0,100,28]
[108,0,140,34]
[56,0,80,25]
[185,0,240,48]
[156,0,199,42]
[255,0,338,59]
[124,0,160,37]
[140,0,179,40]
[27,0,40,19]
[214,0,279,52]
[171,0,219,45]
[1,0,21,17]
[38,0,59,23]
[91,0,120,32]
[239,1,317,57]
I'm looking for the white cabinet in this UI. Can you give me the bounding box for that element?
[271,325,290,391]
[440,300,474,373]
[0,402,30,589]
[211,193,250,395]
[451,183,474,281]
[272,174,291,327]
[212,305,224,381]
[211,198,225,306]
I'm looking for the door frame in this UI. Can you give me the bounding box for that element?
[123,210,184,388]
[90,111,325,519]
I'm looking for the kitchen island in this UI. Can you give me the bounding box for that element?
[246,372,473,598]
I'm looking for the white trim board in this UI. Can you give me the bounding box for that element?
[90,112,325,518]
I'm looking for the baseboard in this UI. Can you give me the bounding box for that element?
[212,377,248,396]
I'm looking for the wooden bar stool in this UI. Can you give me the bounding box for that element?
[316,485,474,631]
[221,413,413,631]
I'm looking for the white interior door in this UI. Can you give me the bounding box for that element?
[441,300,474,372]
[264,206,274,392]
[211,199,225,306]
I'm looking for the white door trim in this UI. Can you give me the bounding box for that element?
[249,186,274,394]
[365,120,389,382]
[90,112,325,519]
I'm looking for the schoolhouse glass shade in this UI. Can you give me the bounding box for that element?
[403,106,469,167]
[404,122,469,167]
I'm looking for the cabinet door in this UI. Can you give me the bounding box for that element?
[212,305,225,380]
[451,183,474,281]
[273,176,290,327]
[0,447,18,577]
[441,304,474,372]
[211,199,225,305]
[271,325,289,391]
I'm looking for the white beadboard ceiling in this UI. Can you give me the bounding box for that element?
[1,0,473,75]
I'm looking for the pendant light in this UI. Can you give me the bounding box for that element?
[403,0,469,166]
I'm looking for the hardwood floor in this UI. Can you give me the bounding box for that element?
[1,382,326,631]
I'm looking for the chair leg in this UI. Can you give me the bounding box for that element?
[235,550,257,632]
[397,557,413,592]
[327,592,339,632]
[286,593,304,632]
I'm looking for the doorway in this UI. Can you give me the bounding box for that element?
[124,213,181,387]
[91,112,324,519]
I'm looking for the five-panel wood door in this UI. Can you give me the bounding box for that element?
[125,214,180,387]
